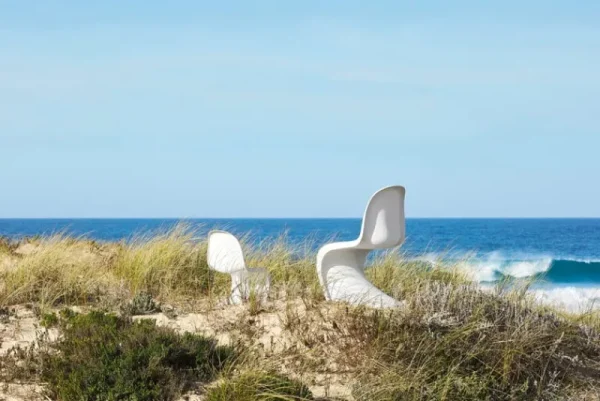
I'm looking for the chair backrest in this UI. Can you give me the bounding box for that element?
[207,231,246,273]
[357,186,406,249]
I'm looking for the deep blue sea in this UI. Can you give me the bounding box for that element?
[2,218,600,310]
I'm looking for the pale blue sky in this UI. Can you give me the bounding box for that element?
[1,1,599,218]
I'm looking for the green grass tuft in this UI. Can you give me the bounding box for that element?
[206,371,313,401]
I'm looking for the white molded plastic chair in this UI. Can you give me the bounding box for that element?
[207,231,271,305]
[316,186,406,308]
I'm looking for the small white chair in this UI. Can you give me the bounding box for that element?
[316,186,406,308]
[207,230,271,305]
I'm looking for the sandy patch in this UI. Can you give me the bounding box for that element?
[0,307,47,401]
[0,383,44,401]
[12,244,39,257]
[0,306,40,356]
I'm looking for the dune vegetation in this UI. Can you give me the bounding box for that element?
[1,224,600,400]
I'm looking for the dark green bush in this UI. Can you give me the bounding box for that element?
[40,311,234,401]
[205,371,313,401]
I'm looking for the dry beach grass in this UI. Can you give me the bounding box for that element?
[1,225,600,400]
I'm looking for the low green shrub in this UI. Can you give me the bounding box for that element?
[120,291,161,316]
[40,311,234,401]
[205,371,313,401]
[40,311,59,327]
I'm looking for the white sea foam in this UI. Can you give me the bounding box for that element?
[455,252,553,282]
[478,284,600,313]
[467,263,498,282]
[529,286,600,313]
[410,251,600,313]
[503,259,552,278]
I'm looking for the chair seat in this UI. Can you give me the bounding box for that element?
[326,264,404,308]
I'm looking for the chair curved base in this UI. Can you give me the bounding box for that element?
[230,268,271,305]
[326,265,404,309]
[317,242,404,309]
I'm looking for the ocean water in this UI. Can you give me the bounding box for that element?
[2,218,600,311]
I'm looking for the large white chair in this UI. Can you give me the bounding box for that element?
[316,186,406,308]
[207,231,271,305]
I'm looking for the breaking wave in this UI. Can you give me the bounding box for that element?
[417,251,600,284]
[451,252,600,312]
[475,258,600,283]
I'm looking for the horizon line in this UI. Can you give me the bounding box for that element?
[1,217,599,220]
